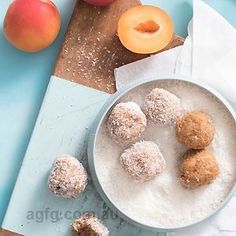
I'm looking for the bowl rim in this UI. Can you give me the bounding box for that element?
[87,75,236,232]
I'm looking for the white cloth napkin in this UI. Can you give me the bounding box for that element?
[114,0,236,235]
[115,0,236,106]
[115,46,182,89]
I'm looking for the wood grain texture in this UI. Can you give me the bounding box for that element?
[54,0,184,94]
[0,229,21,236]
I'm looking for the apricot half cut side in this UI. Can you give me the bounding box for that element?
[118,5,174,54]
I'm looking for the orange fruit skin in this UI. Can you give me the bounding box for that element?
[3,0,61,53]
[118,5,174,54]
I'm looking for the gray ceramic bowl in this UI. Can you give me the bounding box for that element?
[88,76,236,232]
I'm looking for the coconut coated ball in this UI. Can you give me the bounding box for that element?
[107,102,147,145]
[120,141,166,182]
[48,154,87,198]
[72,213,109,236]
[179,150,219,189]
[176,111,215,149]
[144,88,182,125]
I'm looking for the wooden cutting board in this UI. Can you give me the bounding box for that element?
[53,0,183,94]
[0,229,21,236]
[1,0,183,235]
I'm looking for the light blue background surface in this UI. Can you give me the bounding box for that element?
[1,0,236,226]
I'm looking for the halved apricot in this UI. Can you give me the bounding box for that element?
[118,5,174,54]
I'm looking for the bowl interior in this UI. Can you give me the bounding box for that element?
[88,77,236,232]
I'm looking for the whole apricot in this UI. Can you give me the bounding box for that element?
[3,0,61,52]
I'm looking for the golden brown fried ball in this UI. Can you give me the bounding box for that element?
[179,150,219,189]
[176,111,215,149]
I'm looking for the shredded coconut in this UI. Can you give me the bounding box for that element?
[120,141,166,182]
[107,102,147,145]
[144,88,182,125]
[72,213,109,236]
[48,154,87,199]
[95,80,236,228]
